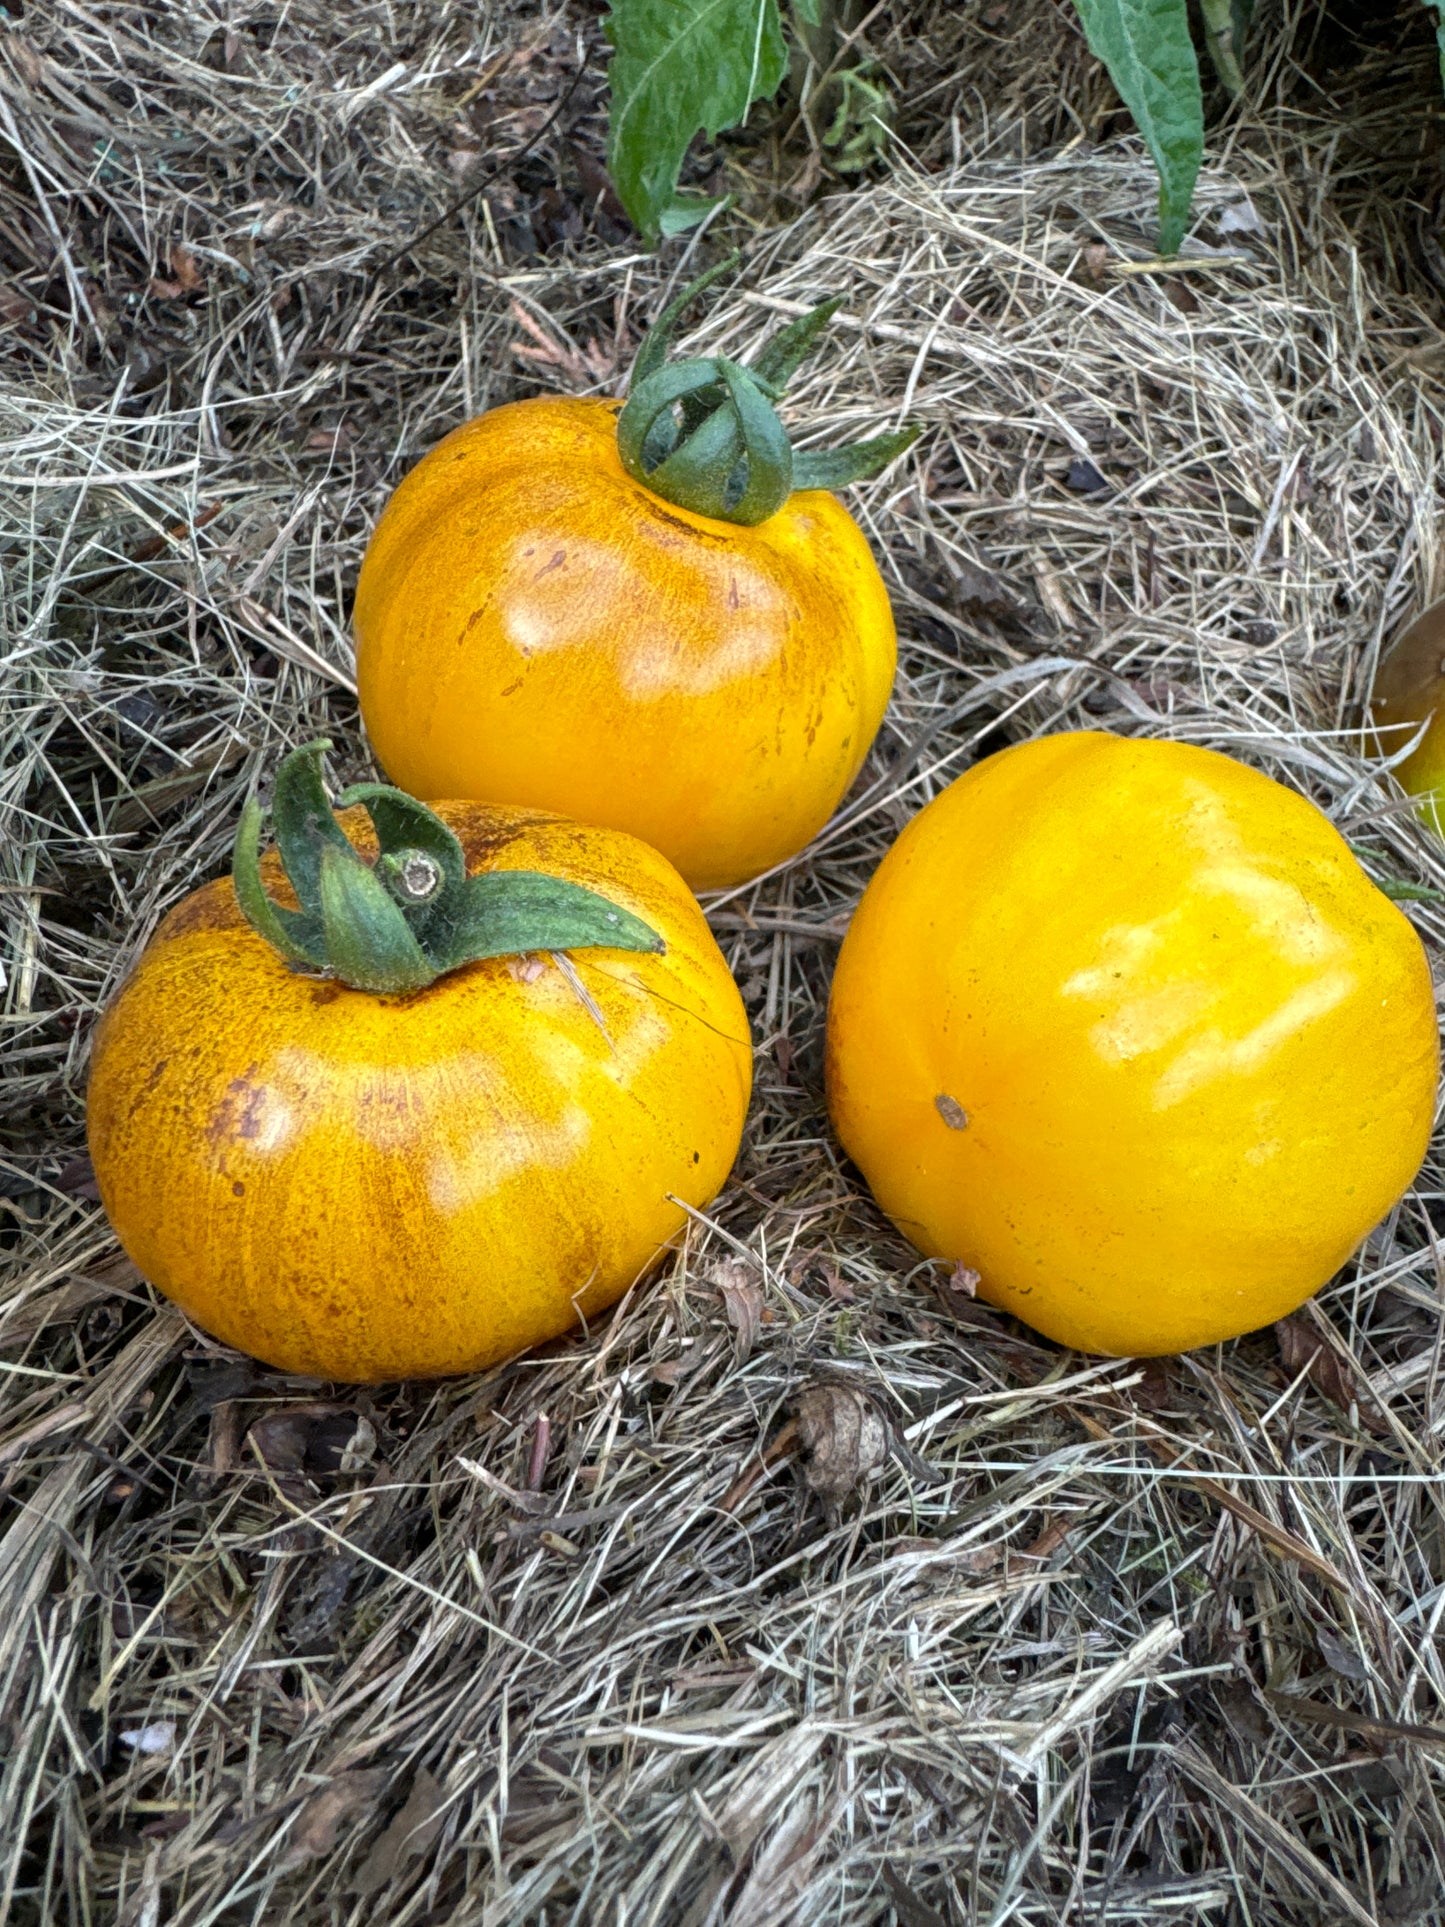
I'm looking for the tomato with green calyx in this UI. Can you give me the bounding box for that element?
[827,732,1438,1358]
[354,260,914,892]
[87,742,752,1383]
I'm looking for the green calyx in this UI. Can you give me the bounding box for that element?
[616,255,919,528]
[233,741,665,995]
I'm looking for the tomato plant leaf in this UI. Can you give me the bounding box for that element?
[438,873,665,969]
[1068,0,1203,256]
[1427,0,1445,91]
[1198,0,1244,92]
[605,0,788,240]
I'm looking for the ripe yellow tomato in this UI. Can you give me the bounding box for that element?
[353,397,896,892]
[1371,596,1445,828]
[88,803,752,1382]
[827,732,1438,1356]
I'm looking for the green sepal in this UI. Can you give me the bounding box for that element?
[231,742,667,996]
[751,298,844,389]
[271,737,355,922]
[338,784,467,894]
[337,780,468,953]
[791,426,921,492]
[631,254,741,389]
[232,795,323,965]
[620,264,917,526]
[429,872,666,972]
[318,840,447,995]
[716,358,794,524]
[620,358,794,524]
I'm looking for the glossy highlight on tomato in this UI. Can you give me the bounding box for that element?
[827,732,1439,1357]
[88,802,752,1382]
[353,396,897,892]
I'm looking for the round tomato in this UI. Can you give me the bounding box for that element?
[827,732,1438,1357]
[88,774,752,1382]
[354,396,896,892]
[1371,595,1445,828]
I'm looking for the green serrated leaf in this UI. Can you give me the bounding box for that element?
[605,0,788,241]
[1069,0,1203,256]
[432,872,665,971]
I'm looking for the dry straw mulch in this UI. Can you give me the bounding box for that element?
[4,3,1445,1924]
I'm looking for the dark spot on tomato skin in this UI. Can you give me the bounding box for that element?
[232,1180,245,1197]
[692,1151,701,1164]
[207,1070,266,1146]
[500,678,524,698]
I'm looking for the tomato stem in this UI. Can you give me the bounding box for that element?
[616,262,920,526]
[232,742,666,994]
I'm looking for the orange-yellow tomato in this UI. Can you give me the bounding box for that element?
[353,397,896,892]
[1371,596,1445,829]
[827,732,1439,1356]
[88,803,752,1382]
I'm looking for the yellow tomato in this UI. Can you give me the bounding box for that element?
[353,397,896,892]
[1371,596,1445,829]
[827,732,1438,1356]
[88,802,752,1382]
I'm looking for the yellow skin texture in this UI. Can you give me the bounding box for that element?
[87,803,753,1382]
[826,732,1439,1357]
[353,396,897,892]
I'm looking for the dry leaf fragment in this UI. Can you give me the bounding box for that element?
[352,1768,445,1893]
[1081,242,1111,284]
[0,286,35,326]
[284,1769,388,1865]
[822,1264,855,1303]
[1274,1315,1389,1436]
[794,1383,889,1502]
[247,1404,373,1476]
[946,1262,979,1298]
[507,952,546,984]
[169,245,205,292]
[1065,456,1109,495]
[882,1861,949,1927]
[1130,1356,1175,1413]
[716,1260,763,1361]
[1217,196,1267,237]
[1317,1627,1370,1681]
